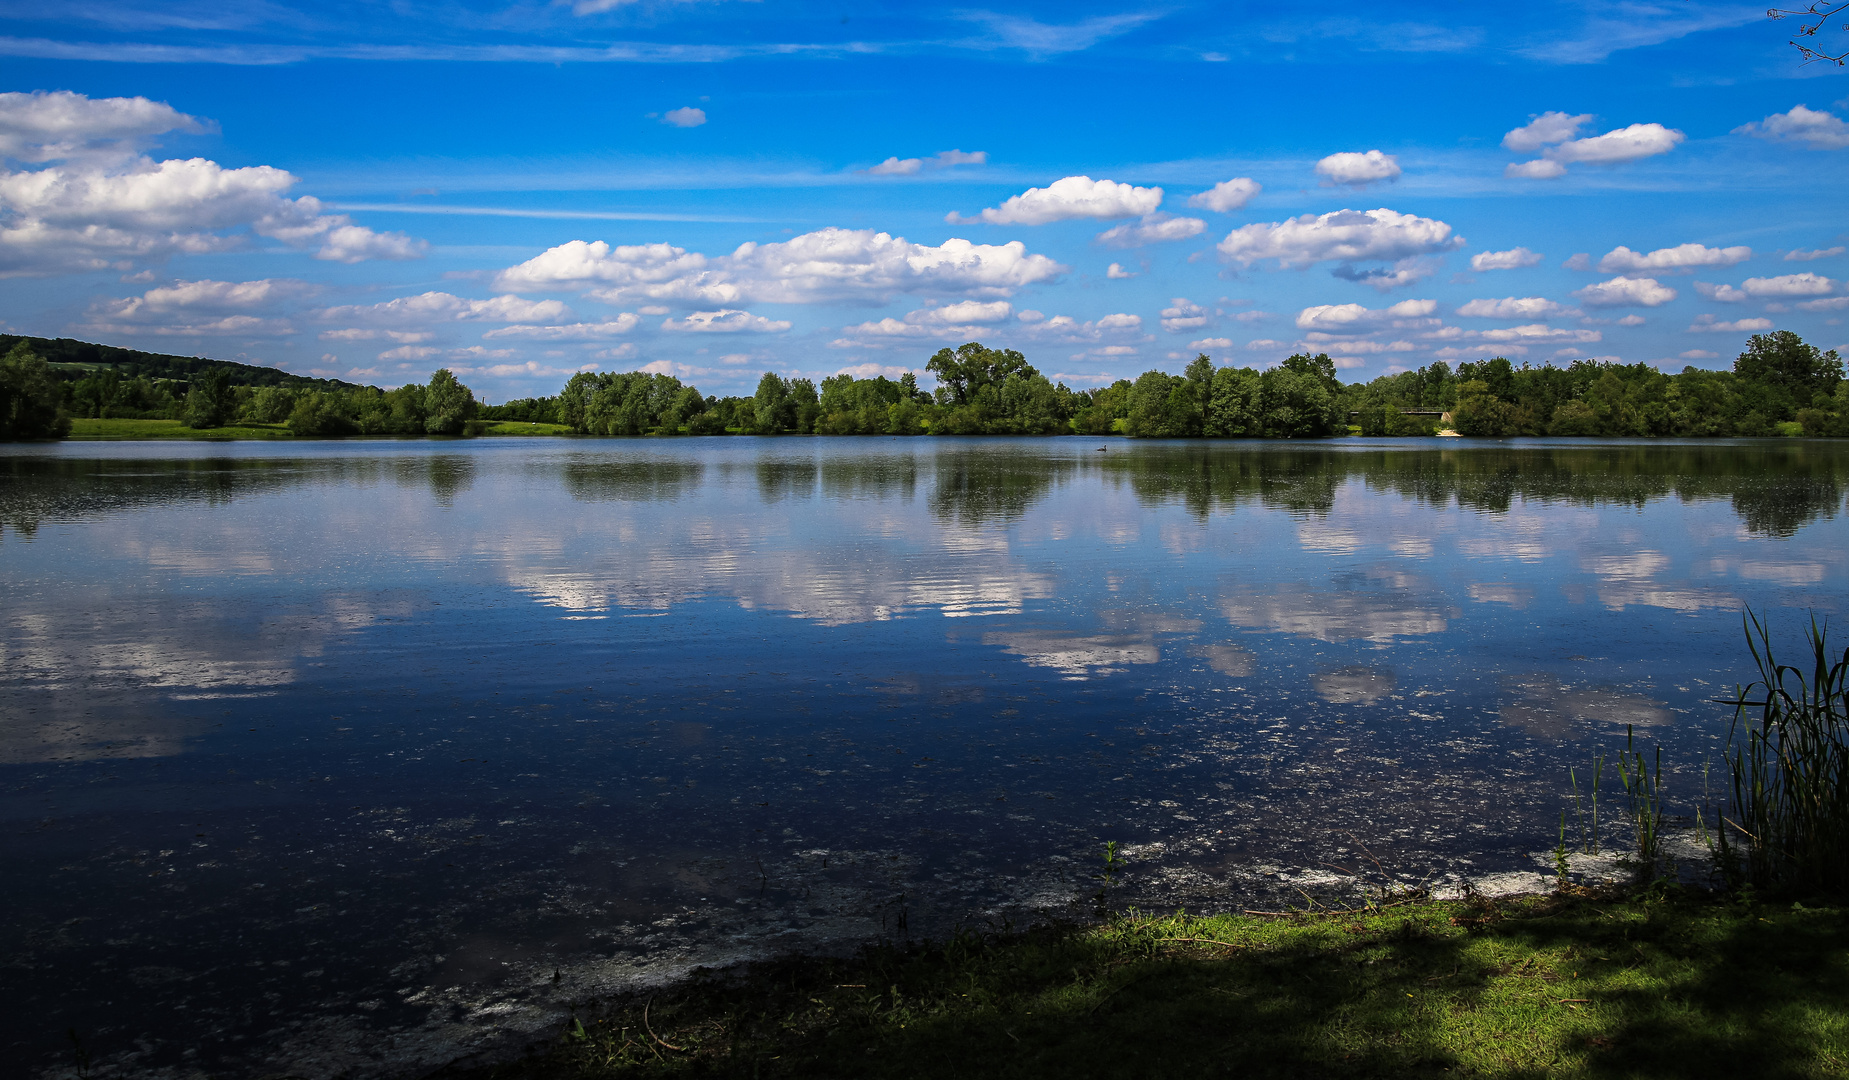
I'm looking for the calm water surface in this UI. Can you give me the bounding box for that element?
[3,437,1846,1077]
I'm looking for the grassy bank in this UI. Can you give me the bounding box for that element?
[62,417,581,440]
[472,420,575,436]
[446,888,1848,1079]
[66,417,296,440]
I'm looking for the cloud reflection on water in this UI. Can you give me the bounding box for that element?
[1497,675,1674,741]
[1220,587,1450,643]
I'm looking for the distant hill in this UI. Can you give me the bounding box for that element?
[1,335,368,391]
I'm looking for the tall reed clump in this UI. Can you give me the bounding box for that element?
[1717,608,1849,897]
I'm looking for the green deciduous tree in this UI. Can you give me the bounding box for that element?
[0,343,72,440]
[1735,331,1844,400]
[1205,367,1264,437]
[242,386,298,424]
[424,368,477,434]
[181,368,234,429]
[1259,366,1343,438]
[926,342,1035,406]
[753,372,794,433]
[286,391,359,436]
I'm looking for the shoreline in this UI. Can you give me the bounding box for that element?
[427,881,1847,1080]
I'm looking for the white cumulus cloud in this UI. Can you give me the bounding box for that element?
[1694,281,1748,302]
[867,156,922,176]
[316,291,572,325]
[832,307,1143,350]
[120,277,313,311]
[1506,121,1684,178]
[1505,159,1568,180]
[1501,111,1594,154]
[482,315,642,340]
[1095,213,1205,248]
[494,228,1065,304]
[1217,208,1462,269]
[1572,276,1678,308]
[0,89,208,162]
[1160,298,1208,333]
[1688,315,1775,333]
[80,279,316,337]
[1186,177,1261,213]
[1332,257,1443,292]
[1314,150,1401,186]
[319,329,430,343]
[317,224,428,264]
[662,309,791,333]
[908,300,1013,324]
[1548,123,1685,164]
[1735,105,1849,150]
[1596,243,1752,273]
[1455,296,1576,319]
[661,107,706,128]
[947,175,1163,225]
[1310,339,1416,355]
[1295,298,1438,334]
[1470,247,1543,271]
[1469,324,1602,344]
[1106,262,1134,279]
[1739,272,1838,297]
[867,149,986,176]
[0,92,425,276]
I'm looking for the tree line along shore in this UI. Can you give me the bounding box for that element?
[2,331,1845,442]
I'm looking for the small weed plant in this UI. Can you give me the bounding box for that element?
[1616,726,1665,879]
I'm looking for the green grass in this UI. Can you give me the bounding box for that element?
[65,418,581,439]
[446,889,1849,1080]
[66,417,297,440]
[473,420,575,436]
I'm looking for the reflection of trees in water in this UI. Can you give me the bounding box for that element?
[927,447,1074,528]
[1728,479,1841,539]
[0,454,515,536]
[1095,443,1845,537]
[820,456,919,503]
[5,442,1843,538]
[1097,445,1345,518]
[0,456,313,538]
[408,456,475,507]
[754,459,819,504]
[559,459,705,502]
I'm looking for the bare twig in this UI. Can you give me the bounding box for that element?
[643,998,684,1052]
[1165,937,1247,950]
[1769,3,1849,65]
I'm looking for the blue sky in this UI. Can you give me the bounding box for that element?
[1,1,1846,401]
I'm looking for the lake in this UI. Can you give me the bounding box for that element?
[3,437,1845,1078]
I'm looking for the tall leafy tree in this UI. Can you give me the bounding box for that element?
[753,372,794,433]
[423,368,477,434]
[0,344,71,440]
[1734,331,1844,399]
[181,368,234,428]
[926,342,1035,406]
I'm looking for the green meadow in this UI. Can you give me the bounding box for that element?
[453,888,1848,1080]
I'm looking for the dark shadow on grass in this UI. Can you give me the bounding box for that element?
[437,892,1848,1080]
